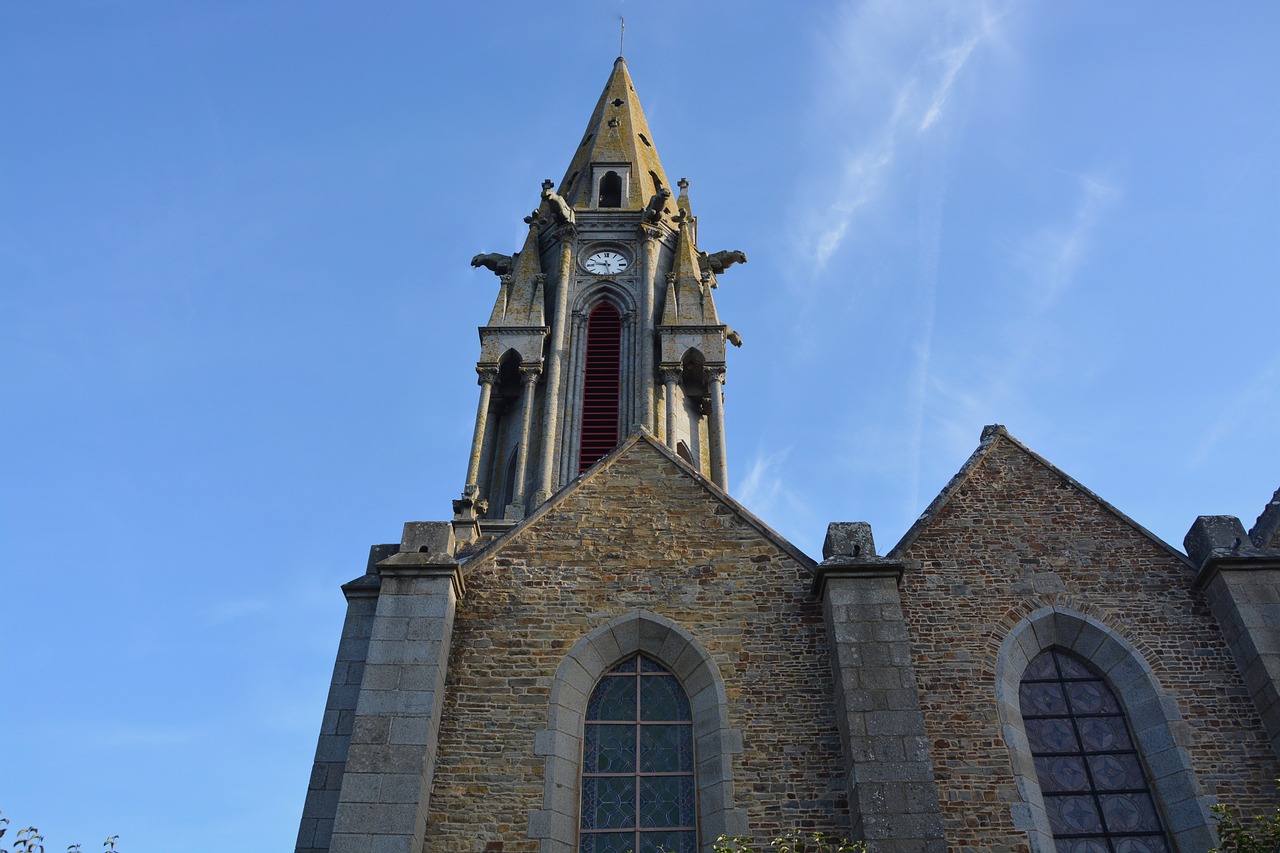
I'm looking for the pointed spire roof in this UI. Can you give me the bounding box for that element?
[557,58,671,210]
[487,222,545,327]
[661,214,718,325]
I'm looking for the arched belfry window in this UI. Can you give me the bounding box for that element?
[1021,649,1171,852]
[579,302,622,472]
[598,170,623,208]
[579,654,696,853]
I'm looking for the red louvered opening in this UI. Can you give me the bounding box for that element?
[579,302,622,472]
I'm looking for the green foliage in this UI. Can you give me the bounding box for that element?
[1211,801,1280,853]
[711,831,866,853]
[0,813,120,853]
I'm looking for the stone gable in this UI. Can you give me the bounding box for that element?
[423,438,850,851]
[893,431,1279,852]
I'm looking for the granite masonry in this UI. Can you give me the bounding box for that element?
[296,59,1280,853]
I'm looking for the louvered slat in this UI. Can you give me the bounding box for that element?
[579,303,622,472]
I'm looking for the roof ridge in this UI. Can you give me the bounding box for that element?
[462,429,817,573]
[888,425,1193,567]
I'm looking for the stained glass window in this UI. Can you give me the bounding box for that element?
[1020,650,1171,853]
[580,655,696,853]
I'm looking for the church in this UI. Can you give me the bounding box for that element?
[294,58,1280,853]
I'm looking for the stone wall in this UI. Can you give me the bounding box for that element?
[422,439,851,851]
[892,432,1279,852]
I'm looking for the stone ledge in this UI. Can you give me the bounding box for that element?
[1191,554,1280,590]
[811,560,906,597]
[373,555,466,597]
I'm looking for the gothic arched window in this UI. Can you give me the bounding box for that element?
[579,654,696,853]
[599,170,623,207]
[1020,649,1171,852]
[579,302,622,472]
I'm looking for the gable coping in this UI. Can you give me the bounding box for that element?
[887,424,1193,568]
[459,428,817,574]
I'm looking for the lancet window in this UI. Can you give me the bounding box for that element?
[1020,649,1171,852]
[598,170,623,207]
[579,654,696,853]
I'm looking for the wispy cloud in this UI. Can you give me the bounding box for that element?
[795,0,1005,270]
[734,442,824,552]
[1190,354,1280,468]
[928,171,1121,449]
[919,34,982,132]
[1024,174,1121,309]
[736,444,793,514]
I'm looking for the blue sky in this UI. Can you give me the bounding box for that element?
[2,2,1277,850]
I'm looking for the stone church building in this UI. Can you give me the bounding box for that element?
[295,59,1280,853]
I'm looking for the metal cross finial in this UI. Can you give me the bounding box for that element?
[619,17,625,57]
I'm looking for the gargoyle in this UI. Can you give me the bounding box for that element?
[726,327,744,348]
[541,187,575,226]
[698,250,748,276]
[471,253,515,276]
[643,188,672,223]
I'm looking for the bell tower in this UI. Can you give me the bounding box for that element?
[454,57,747,538]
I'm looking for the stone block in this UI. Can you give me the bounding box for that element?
[376,773,422,806]
[1184,515,1255,565]
[638,617,672,651]
[361,663,401,692]
[865,706,926,732]
[823,522,878,560]
[315,733,350,764]
[608,614,641,652]
[351,715,391,746]
[339,771,382,803]
[399,521,456,558]
[526,809,549,839]
[397,664,441,693]
[389,715,434,746]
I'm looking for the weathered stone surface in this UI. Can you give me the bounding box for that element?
[423,439,849,851]
[891,429,1279,852]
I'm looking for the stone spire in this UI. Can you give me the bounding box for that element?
[487,222,545,327]
[661,210,719,327]
[556,57,672,211]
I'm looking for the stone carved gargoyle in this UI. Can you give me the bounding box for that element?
[643,188,672,224]
[698,250,748,276]
[471,253,516,276]
[541,187,575,226]
[726,327,744,348]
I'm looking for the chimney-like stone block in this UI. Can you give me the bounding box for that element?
[824,521,877,561]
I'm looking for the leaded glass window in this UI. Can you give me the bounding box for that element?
[580,655,696,853]
[1020,649,1171,853]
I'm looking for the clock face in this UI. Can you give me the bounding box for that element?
[585,251,629,275]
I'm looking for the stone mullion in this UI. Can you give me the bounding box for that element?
[660,365,682,449]
[509,364,543,518]
[464,367,498,498]
[704,366,727,489]
[559,310,587,484]
[534,239,576,506]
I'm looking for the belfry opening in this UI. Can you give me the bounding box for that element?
[579,301,622,472]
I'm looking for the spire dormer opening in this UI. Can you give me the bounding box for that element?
[592,166,629,208]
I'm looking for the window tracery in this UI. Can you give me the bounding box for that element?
[579,654,696,853]
[1021,649,1171,852]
